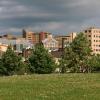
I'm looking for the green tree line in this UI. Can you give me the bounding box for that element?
[0,33,100,76]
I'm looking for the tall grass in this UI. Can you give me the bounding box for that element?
[0,74,100,100]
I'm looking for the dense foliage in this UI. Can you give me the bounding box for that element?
[60,46,79,73]
[60,32,100,73]
[0,46,24,75]
[29,43,55,74]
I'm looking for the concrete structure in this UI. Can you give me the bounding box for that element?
[55,32,77,49]
[84,27,100,54]
[42,34,58,51]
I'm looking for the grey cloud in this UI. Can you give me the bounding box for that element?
[0,0,100,34]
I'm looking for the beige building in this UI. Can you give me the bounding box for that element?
[84,27,100,54]
[0,44,8,57]
[23,31,34,43]
[55,32,77,49]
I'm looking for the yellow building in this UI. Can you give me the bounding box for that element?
[84,27,100,54]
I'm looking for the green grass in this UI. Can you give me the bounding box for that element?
[0,74,100,100]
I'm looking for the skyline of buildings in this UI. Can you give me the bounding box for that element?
[1,27,100,56]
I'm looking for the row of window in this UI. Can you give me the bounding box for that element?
[94,40,100,42]
[94,45,100,47]
[45,43,56,47]
[85,30,100,33]
[88,35,100,38]
[94,49,100,52]
[94,35,100,38]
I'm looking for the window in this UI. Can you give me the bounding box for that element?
[88,35,91,37]
[96,49,98,51]
[94,35,95,37]
[85,30,87,33]
[89,40,91,42]
[96,36,98,38]
[89,30,91,33]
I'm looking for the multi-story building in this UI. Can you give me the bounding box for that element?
[23,30,34,43]
[39,32,51,42]
[55,32,77,49]
[22,30,51,44]
[33,33,40,44]
[42,34,58,51]
[84,27,100,54]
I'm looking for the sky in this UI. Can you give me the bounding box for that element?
[0,0,100,35]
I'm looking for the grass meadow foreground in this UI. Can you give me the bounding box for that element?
[0,74,100,100]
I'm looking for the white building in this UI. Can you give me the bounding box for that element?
[42,35,58,51]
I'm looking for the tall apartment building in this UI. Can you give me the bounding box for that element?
[23,30,34,43]
[84,27,100,54]
[33,33,40,44]
[55,32,77,49]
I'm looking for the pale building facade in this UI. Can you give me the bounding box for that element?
[0,38,33,53]
[84,27,100,54]
[42,35,59,51]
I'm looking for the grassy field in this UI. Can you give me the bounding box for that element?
[0,74,100,100]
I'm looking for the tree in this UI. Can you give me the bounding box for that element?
[1,46,22,75]
[0,59,5,75]
[60,32,92,73]
[29,43,55,74]
[70,32,92,72]
[60,45,79,73]
[71,32,91,60]
[85,54,100,72]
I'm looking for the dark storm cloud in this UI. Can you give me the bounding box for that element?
[0,0,100,34]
